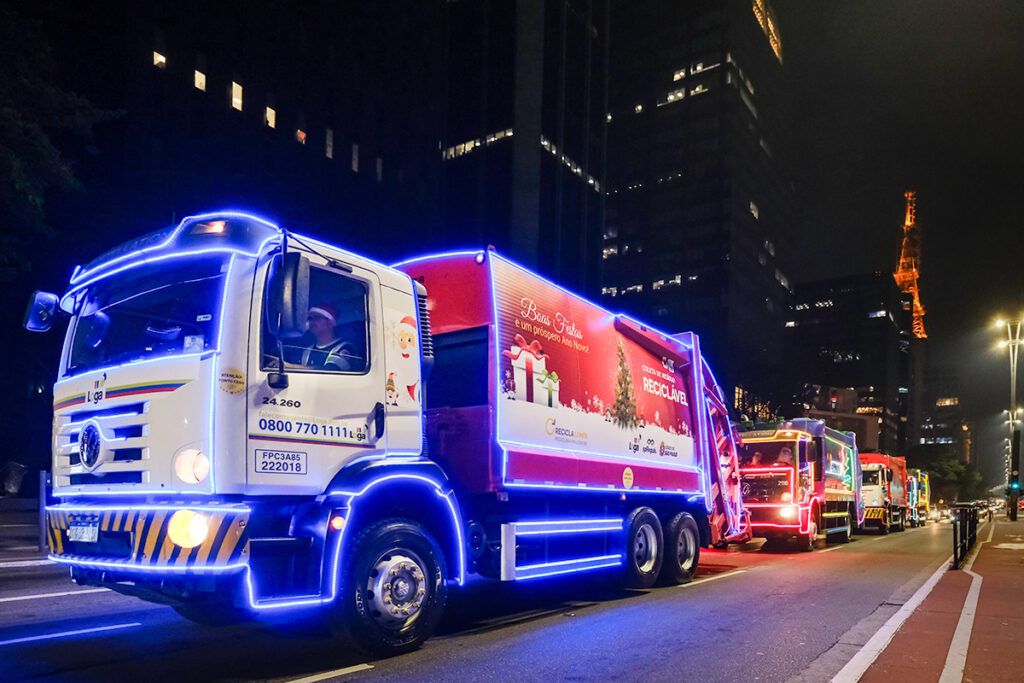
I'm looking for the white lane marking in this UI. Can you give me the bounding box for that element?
[4,546,42,551]
[0,588,108,604]
[286,663,374,682]
[0,524,37,528]
[0,622,141,647]
[679,568,747,588]
[938,520,996,683]
[831,553,953,683]
[0,559,53,569]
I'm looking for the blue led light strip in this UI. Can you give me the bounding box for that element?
[514,519,623,537]
[515,554,623,581]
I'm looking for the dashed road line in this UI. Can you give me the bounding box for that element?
[285,663,374,682]
[0,588,108,604]
[0,559,53,569]
[680,568,747,588]
[0,622,141,647]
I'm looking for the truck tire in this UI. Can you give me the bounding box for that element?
[896,509,906,532]
[619,507,663,589]
[331,518,447,657]
[661,512,700,584]
[834,511,852,544]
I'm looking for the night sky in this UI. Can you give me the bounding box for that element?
[776,1,1024,484]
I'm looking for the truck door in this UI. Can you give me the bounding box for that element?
[247,254,386,494]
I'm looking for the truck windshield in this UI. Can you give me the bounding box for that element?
[863,470,883,486]
[738,440,797,467]
[65,256,229,377]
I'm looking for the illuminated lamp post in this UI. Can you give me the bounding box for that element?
[995,317,1022,519]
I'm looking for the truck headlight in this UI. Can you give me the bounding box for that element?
[168,510,209,548]
[871,499,880,506]
[174,449,210,484]
[779,506,798,519]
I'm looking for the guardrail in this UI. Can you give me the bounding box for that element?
[951,503,980,569]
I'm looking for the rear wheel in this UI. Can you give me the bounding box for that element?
[618,507,663,589]
[329,519,447,657]
[834,511,852,544]
[660,512,700,584]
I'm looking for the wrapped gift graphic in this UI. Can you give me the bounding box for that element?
[536,369,561,408]
[502,334,547,404]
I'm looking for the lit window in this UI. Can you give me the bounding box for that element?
[231,82,243,111]
[652,279,665,291]
[296,129,307,145]
[607,113,613,122]
[351,144,359,173]
[153,51,167,68]
[604,226,618,239]
[602,245,618,259]
[669,275,681,286]
[325,128,334,159]
[752,0,783,62]
[194,70,206,91]
[634,104,643,113]
[265,107,276,128]
[673,68,685,81]
[785,321,796,328]
[690,84,708,96]
[936,397,959,407]
[602,286,618,297]
[624,284,643,294]
[868,310,886,319]
[749,201,759,219]
[376,157,383,183]
[688,275,699,282]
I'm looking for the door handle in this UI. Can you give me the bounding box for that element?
[371,402,385,440]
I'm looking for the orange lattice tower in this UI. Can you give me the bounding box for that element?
[894,191,927,338]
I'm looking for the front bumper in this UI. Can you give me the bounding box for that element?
[46,503,250,574]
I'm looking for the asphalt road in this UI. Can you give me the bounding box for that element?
[0,517,954,683]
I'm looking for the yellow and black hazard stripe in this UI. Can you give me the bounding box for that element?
[47,506,249,570]
[864,507,887,520]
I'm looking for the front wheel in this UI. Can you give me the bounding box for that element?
[330,519,447,657]
[661,512,700,584]
[618,507,663,589]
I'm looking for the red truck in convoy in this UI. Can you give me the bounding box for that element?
[30,213,749,655]
[859,453,909,532]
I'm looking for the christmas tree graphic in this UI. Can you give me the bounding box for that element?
[611,341,639,428]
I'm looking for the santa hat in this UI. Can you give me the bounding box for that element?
[400,315,417,328]
[308,302,339,324]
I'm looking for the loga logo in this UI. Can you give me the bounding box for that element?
[545,417,556,435]
[629,436,641,453]
[87,373,107,405]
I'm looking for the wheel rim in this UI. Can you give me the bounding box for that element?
[677,526,697,571]
[366,551,429,630]
[633,523,659,573]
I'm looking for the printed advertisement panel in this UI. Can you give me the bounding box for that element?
[491,256,697,475]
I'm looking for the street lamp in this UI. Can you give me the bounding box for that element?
[994,316,1023,518]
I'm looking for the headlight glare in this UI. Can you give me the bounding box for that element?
[168,510,209,548]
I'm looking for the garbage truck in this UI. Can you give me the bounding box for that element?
[859,452,908,532]
[737,419,863,550]
[26,211,748,655]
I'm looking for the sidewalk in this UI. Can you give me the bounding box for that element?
[859,518,1024,683]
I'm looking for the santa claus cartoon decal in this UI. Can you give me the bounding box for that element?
[394,315,420,403]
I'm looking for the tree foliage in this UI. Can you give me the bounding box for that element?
[0,5,118,281]
[908,444,990,502]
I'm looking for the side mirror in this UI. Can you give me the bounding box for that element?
[886,469,894,482]
[266,252,310,338]
[23,291,59,332]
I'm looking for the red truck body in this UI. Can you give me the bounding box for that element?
[859,452,910,531]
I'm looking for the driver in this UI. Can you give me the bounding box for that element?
[301,303,358,371]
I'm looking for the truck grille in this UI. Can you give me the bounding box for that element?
[55,402,150,488]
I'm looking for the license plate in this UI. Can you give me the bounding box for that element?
[68,524,99,543]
